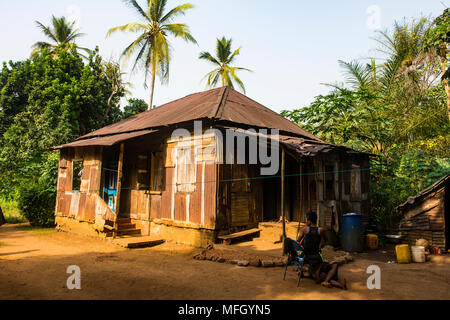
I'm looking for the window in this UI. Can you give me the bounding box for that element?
[150,151,164,192]
[136,154,150,190]
[324,165,335,200]
[72,160,83,191]
[351,164,361,199]
[176,146,196,193]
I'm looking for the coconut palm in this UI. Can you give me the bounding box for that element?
[31,15,90,58]
[107,0,197,110]
[199,37,252,93]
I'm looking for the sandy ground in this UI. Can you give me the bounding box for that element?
[0,223,449,300]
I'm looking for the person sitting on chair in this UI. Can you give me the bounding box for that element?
[297,210,347,290]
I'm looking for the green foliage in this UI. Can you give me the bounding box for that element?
[0,199,26,224]
[107,0,197,108]
[0,48,126,226]
[199,37,252,93]
[122,98,148,119]
[281,88,392,153]
[423,9,450,53]
[17,181,56,227]
[370,149,449,231]
[282,16,450,231]
[32,15,90,58]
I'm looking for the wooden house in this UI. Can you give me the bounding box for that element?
[398,174,449,250]
[50,87,371,247]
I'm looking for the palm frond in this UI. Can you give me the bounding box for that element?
[34,21,58,43]
[160,3,195,23]
[229,66,246,93]
[338,60,372,89]
[226,46,241,64]
[198,51,220,65]
[163,23,197,44]
[107,22,149,37]
[123,0,150,21]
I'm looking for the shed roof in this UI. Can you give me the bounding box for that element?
[76,86,321,141]
[397,173,450,211]
[49,129,155,150]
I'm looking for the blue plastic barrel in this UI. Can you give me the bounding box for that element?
[341,213,364,252]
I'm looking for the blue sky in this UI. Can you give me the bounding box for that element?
[0,0,446,112]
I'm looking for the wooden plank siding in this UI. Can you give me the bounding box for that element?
[150,132,218,229]
[399,186,447,249]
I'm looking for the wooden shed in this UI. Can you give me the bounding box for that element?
[398,174,450,250]
[50,87,371,247]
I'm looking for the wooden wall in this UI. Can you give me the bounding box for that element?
[399,187,446,249]
[55,146,115,227]
[149,132,218,230]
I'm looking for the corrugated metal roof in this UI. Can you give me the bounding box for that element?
[76,87,320,141]
[49,129,156,150]
[397,173,450,211]
[217,126,357,158]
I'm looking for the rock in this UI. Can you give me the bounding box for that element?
[230,260,238,265]
[261,261,275,267]
[249,259,261,267]
[344,255,353,262]
[217,257,226,263]
[274,261,285,267]
[237,260,249,267]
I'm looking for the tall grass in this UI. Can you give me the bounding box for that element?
[0,199,27,224]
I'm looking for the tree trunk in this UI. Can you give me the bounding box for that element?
[0,205,6,226]
[149,70,156,110]
[440,50,450,122]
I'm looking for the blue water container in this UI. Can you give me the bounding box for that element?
[341,213,364,252]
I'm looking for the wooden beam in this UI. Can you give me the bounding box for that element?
[281,146,286,253]
[113,143,124,238]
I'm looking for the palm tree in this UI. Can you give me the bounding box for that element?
[199,37,252,93]
[31,15,90,58]
[107,0,197,110]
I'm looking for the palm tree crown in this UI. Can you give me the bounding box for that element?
[32,15,90,57]
[107,0,197,110]
[199,37,252,93]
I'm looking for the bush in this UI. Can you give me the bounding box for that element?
[370,148,450,232]
[17,182,56,227]
[0,199,27,224]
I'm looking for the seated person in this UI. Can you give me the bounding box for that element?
[297,210,347,290]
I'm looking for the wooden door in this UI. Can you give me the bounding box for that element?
[231,164,251,227]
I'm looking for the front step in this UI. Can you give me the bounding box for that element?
[115,217,142,236]
[117,222,136,230]
[117,228,141,236]
[217,228,262,245]
[112,236,165,249]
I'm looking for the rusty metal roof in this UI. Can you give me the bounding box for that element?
[397,173,450,211]
[49,129,156,150]
[76,87,320,141]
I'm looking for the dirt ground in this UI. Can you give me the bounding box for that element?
[0,223,449,300]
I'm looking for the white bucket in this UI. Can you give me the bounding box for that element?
[411,246,426,263]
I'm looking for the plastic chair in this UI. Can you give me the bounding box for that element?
[283,250,305,287]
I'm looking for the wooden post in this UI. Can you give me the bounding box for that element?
[113,143,124,238]
[296,162,303,241]
[281,146,286,254]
